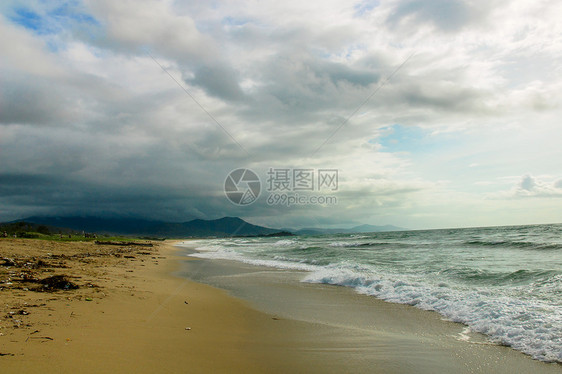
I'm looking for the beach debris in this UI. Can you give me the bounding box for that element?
[27,336,54,342]
[0,352,15,356]
[20,272,39,282]
[85,297,93,301]
[1,258,17,267]
[1,269,82,292]
[184,300,189,305]
[185,327,191,330]
[95,241,153,247]
[36,275,79,291]
[1,257,66,269]
[24,304,45,308]
[5,309,30,318]
[12,319,23,327]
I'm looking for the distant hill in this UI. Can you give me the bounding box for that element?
[350,224,405,233]
[294,228,348,235]
[294,224,406,235]
[9,216,285,238]
[3,216,406,238]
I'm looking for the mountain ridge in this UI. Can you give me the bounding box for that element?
[8,216,282,238]
[4,216,407,238]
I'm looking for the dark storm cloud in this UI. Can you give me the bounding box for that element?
[0,75,75,126]
[0,70,128,128]
[232,55,383,130]
[188,63,245,101]
[0,172,212,221]
[399,82,488,113]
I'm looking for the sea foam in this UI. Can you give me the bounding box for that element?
[302,266,562,363]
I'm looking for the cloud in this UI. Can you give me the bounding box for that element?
[519,175,535,191]
[490,175,562,199]
[386,0,487,32]
[84,0,217,61]
[515,175,562,198]
[0,73,77,126]
[188,63,245,102]
[1,0,561,228]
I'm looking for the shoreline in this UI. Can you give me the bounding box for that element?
[1,238,560,373]
[177,241,562,374]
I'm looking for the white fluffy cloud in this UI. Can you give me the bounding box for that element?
[515,175,562,198]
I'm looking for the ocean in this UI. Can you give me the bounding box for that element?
[184,224,562,363]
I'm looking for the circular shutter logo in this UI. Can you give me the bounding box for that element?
[224,168,261,205]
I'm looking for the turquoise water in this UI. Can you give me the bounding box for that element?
[186,224,562,362]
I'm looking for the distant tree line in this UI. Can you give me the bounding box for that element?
[0,221,52,237]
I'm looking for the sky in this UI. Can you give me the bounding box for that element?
[0,0,561,230]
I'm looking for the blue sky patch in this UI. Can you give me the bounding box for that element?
[375,124,429,153]
[50,3,98,26]
[9,8,46,33]
[354,0,380,17]
[222,16,250,27]
[8,2,98,36]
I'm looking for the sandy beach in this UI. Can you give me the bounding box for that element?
[1,239,561,373]
[0,239,375,373]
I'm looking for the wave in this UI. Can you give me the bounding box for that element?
[327,241,414,249]
[273,239,299,246]
[303,266,562,363]
[188,245,319,272]
[439,267,560,285]
[328,241,362,247]
[179,225,562,364]
[464,240,562,251]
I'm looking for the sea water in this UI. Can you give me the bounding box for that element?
[185,224,562,363]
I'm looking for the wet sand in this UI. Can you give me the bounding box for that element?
[178,243,562,374]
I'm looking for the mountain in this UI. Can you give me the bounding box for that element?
[5,216,405,238]
[350,224,405,233]
[294,224,406,235]
[294,228,348,235]
[11,216,285,238]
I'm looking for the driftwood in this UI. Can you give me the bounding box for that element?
[94,241,153,247]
